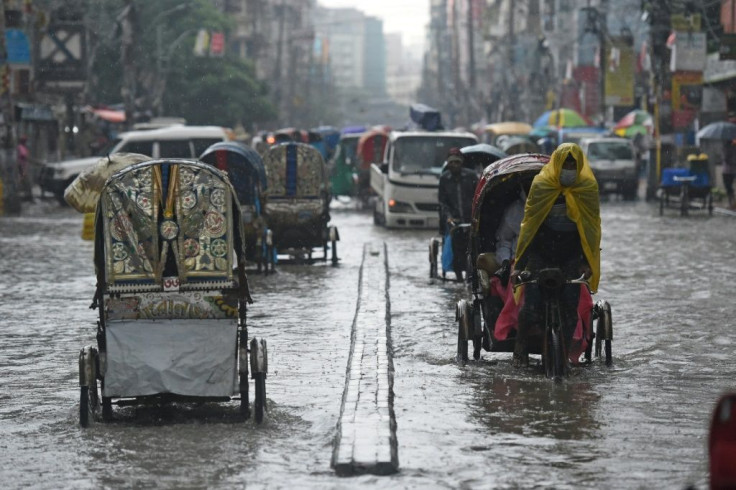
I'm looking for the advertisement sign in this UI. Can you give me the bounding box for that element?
[605,38,635,106]
[670,31,707,72]
[5,29,30,65]
[719,33,736,60]
[672,71,703,111]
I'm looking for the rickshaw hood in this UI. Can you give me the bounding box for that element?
[515,143,601,292]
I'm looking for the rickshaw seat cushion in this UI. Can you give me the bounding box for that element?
[661,167,709,188]
[476,253,500,274]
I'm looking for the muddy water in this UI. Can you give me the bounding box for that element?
[0,200,733,488]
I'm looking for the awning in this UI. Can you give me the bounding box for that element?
[91,108,126,123]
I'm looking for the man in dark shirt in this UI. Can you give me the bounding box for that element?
[438,147,478,280]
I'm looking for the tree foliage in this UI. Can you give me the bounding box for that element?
[81,0,275,127]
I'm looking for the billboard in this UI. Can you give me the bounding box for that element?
[604,37,635,106]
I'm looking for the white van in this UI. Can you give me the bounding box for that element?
[579,136,638,200]
[40,125,233,202]
[370,130,478,229]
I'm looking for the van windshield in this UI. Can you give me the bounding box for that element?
[393,136,476,173]
[587,141,634,161]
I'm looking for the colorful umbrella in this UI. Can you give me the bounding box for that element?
[614,110,652,131]
[614,124,651,138]
[533,108,591,128]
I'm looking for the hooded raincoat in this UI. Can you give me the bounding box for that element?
[514,143,601,292]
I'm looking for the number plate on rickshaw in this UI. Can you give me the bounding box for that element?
[163,276,180,292]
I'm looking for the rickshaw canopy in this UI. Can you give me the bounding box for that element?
[356,129,389,170]
[461,143,507,170]
[95,159,247,291]
[262,142,328,199]
[199,141,267,198]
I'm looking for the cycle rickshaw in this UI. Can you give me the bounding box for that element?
[659,153,713,216]
[454,153,613,375]
[429,143,506,281]
[77,159,268,426]
[199,141,270,272]
[262,142,339,267]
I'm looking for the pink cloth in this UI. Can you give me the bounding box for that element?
[492,284,594,363]
[17,143,29,176]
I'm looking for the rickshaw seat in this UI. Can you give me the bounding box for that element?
[476,252,500,274]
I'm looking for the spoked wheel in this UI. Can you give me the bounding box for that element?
[659,193,664,216]
[80,386,90,428]
[254,373,266,424]
[102,397,113,421]
[240,374,250,420]
[429,240,438,279]
[546,330,565,381]
[594,301,613,366]
[457,322,468,363]
[472,335,482,361]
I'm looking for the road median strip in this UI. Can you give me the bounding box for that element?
[332,242,398,476]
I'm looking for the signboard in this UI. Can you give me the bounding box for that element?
[670,31,707,72]
[5,29,30,65]
[670,14,701,32]
[720,34,736,60]
[36,22,86,84]
[605,38,635,106]
[672,71,703,111]
[209,32,225,57]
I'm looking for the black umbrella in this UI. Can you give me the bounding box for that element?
[696,121,736,141]
[460,143,507,171]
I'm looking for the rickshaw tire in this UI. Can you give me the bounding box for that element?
[331,239,338,265]
[659,195,664,216]
[551,330,564,380]
[254,373,266,424]
[605,340,612,367]
[80,386,89,428]
[102,397,113,421]
[457,322,468,363]
[472,335,482,361]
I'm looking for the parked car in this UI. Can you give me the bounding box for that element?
[39,125,232,203]
[579,137,638,200]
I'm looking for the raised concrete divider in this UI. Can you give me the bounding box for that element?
[332,242,398,476]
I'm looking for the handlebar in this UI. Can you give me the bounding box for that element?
[513,269,591,293]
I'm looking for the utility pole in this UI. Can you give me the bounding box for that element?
[0,1,19,215]
[507,0,516,121]
[273,1,286,123]
[118,0,137,129]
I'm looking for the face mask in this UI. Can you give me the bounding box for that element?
[560,169,577,186]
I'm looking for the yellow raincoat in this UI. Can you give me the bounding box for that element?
[514,143,601,292]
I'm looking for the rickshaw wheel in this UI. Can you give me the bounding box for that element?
[254,373,266,424]
[472,335,482,361]
[659,194,664,216]
[457,322,468,363]
[595,304,613,366]
[80,387,90,427]
[550,330,565,381]
[102,397,113,421]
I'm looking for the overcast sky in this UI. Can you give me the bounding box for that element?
[317,0,430,49]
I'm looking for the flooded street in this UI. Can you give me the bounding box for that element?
[1,199,734,488]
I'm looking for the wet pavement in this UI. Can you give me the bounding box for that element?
[0,197,734,488]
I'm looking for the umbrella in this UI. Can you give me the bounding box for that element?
[460,143,507,171]
[614,109,652,131]
[533,108,591,128]
[614,124,650,138]
[696,121,736,141]
[63,153,151,213]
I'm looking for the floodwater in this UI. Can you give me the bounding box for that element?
[0,198,733,489]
